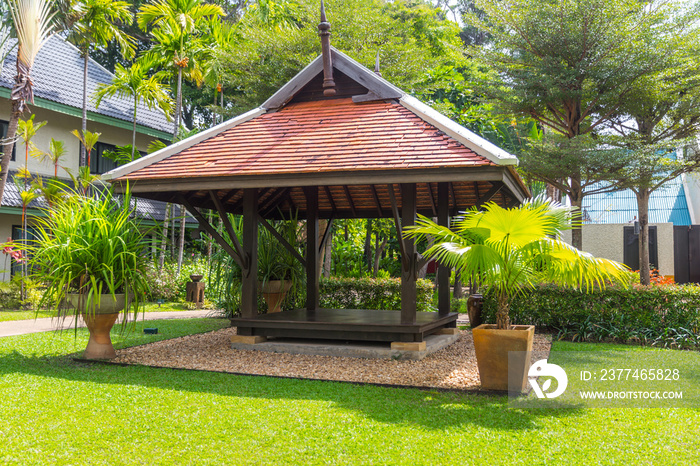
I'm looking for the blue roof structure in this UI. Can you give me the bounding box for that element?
[582,176,691,226]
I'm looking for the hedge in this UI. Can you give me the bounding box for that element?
[481,284,700,348]
[319,277,434,312]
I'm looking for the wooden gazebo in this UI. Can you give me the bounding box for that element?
[104,6,528,347]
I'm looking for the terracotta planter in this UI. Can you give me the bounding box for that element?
[472,324,535,392]
[66,293,129,360]
[259,280,292,313]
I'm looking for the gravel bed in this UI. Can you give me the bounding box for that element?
[113,327,551,391]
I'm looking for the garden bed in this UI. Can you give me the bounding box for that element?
[111,327,551,390]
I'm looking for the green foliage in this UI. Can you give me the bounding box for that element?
[319,277,434,313]
[220,0,462,113]
[143,258,209,302]
[0,280,21,310]
[405,197,629,328]
[482,284,700,348]
[28,186,151,319]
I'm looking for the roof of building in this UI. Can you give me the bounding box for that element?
[0,173,192,224]
[583,176,691,226]
[120,97,496,181]
[0,35,173,137]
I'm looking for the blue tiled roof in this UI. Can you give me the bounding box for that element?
[0,36,173,135]
[583,176,691,226]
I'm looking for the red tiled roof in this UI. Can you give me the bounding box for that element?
[119,98,494,181]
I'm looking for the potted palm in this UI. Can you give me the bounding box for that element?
[30,185,149,359]
[258,220,304,313]
[405,197,628,392]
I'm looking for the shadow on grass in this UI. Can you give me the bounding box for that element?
[0,346,587,432]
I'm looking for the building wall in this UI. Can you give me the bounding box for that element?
[1,101,165,282]
[683,172,700,224]
[561,222,675,277]
[0,97,161,178]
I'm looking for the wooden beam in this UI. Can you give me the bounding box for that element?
[220,188,240,205]
[304,187,320,311]
[449,182,458,215]
[386,184,406,260]
[323,186,337,212]
[342,185,357,217]
[507,195,520,208]
[437,182,450,317]
[319,216,335,254]
[473,182,480,200]
[208,191,245,263]
[476,182,503,208]
[258,215,306,267]
[178,194,243,268]
[240,189,258,319]
[400,183,417,324]
[426,183,438,217]
[261,188,291,217]
[370,185,383,217]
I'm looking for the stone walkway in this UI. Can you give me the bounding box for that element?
[0,310,217,338]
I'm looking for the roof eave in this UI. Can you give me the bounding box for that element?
[103,107,267,181]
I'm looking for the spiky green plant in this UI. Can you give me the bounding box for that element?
[29,185,150,322]
[404,197,631,329]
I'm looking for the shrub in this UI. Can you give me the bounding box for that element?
[319,277,434,312]
[481,284,700,348]
[0,281,21,310]
[144,258,209,302]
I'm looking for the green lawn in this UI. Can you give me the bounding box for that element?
[1,322,698,465]
[0,302,220,323]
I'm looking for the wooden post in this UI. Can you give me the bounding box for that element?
[437,182,451,317]
[401,183,417,324]
[241,189,258,319]
[304,187,320,311]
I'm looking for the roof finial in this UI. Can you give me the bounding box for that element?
[374,51,382,77]
[318,0,336,97]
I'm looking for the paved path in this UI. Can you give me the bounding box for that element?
[0,310,218,338]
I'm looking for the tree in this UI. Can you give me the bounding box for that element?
[95,59,173,159]
[467,0,677,249]
[220,0,462,113]
[66,0,135,167]
[0,0,56,207]
[604,11,700,285]
[32,138,67,178]
[71,129,101,194]
[405,197,629,329]
[138,0,225,140]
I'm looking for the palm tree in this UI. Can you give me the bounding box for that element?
[71,129,100,194]
[95,59,173,160]
[0,0,56,207]
[138,0,224,141]
[16,115,47,190]
[31,138,66,178]
[405,197,630,329]
[202,18,237,126]
[66,0,135,168]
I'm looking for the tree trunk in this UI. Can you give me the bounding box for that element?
[176,204,186,275]
[220,87,224,125]
[206,210,213,266]
[372,236,388,277]
[131,105,137,161]
[453,270,463,299]
[364,219,372,272]
[213,87,217,127]
[570,174,584,250]
[159,203,171,270]
[81,52,88,167]
[495,295,510,329]
[174,67,182,141]
[0,104,21,206]
[637,189,651,286]
[323,227,332,278]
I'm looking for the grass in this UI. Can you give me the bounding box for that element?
[0,301,221,323]
[1,323,699,464]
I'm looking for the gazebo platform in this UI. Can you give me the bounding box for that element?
[232,309,459,342]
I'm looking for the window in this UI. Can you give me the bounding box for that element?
[0,120,17,162]
[88,142,146,175]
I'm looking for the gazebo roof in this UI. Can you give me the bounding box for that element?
[104,47,528,219]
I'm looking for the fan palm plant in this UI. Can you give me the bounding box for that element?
[405,197,630,330]
[0,0,56,206]
[66,0,134,167]
[95,59,173,160]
